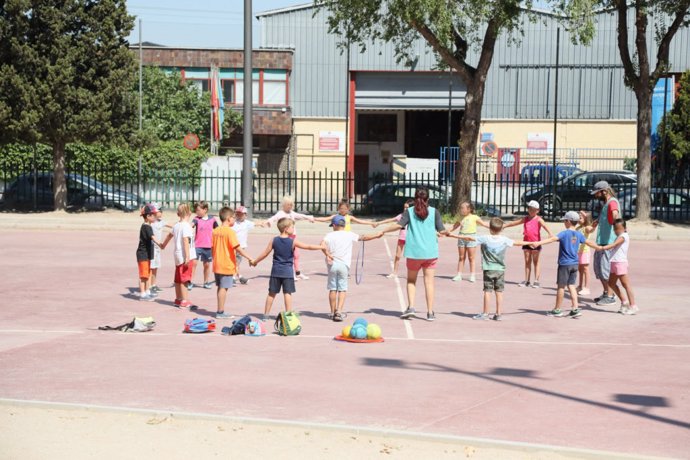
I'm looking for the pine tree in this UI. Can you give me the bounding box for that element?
[0,0,137,210]
[655,71,690,186]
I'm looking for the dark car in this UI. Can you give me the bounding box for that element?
[520,164,582,186]
[1,172,141,211]
[364,182,501,217]
[521,170,637,216]
[618,187,690,221]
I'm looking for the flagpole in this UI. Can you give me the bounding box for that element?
[242,0,253,216]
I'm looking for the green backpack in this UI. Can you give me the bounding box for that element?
[274,311,302,336]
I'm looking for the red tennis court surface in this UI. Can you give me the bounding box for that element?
[1,225,689,458]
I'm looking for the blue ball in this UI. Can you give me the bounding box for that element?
[353,317,368,328]
[352,325,367,340]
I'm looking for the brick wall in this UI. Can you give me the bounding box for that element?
[138,47,292,70]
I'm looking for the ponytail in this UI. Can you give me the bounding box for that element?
[413,188,429,220]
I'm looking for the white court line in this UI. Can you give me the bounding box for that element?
[0,330,688,349]
[383,237,414,340]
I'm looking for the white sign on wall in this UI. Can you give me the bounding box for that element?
[526,132,553,151]
[319,131,346,152]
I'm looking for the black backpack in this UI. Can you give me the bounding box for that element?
[223,315,252,335]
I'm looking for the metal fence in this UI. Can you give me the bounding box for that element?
[1,156,689,222]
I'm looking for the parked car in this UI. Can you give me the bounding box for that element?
[364,182,501,217]
[617,187,690,221]
[520,164,581,186]
[0,173,141,211]
[521,170,637,216]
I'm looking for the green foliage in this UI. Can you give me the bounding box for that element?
[623,156,637,172]
[656,71,690,160]
[0,0,137,146]
[0,141,210,182]
[140,67,211,146]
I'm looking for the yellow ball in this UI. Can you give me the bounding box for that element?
[342,325,352,338]
[367,324,382,339]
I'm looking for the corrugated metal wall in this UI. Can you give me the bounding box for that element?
[259,5,690,120]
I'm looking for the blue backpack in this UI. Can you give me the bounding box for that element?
[221,315,252,336]
[183,318,216,333]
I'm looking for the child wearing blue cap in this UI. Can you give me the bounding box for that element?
[532,211,600,318]
[321,215,383,322]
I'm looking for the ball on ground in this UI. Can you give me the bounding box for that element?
[366,323,382,339]
[342,325,351,338]
[353,317,368,328]
[352,325,367,340]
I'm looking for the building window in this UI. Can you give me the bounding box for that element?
[188,79,210,95]
[263,81,287,105]
[357,114,397,142]
[222,80,235,105]
[236,80,260,105]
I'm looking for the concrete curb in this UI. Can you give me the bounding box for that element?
[0,398,669,460]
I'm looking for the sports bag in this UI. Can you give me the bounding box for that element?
[98,316,156,332]
[274,311,301,336]
[229,315,252,335]
[245,320,266,337]
[183,318,216,333]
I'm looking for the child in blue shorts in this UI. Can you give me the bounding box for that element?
[252,218,328,321]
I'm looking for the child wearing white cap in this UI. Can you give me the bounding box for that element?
[504,200,553,288]
[232,206,264,285]
[531,211,599,317]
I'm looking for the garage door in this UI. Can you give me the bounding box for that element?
[355,72,466,110]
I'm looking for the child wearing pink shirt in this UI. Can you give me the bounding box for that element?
[191,201,218,289]
[375,199,414,279]
[504,200,553,288]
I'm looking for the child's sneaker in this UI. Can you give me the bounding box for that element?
[239,276,248,285]
[579,288,590,296]
[151,285,162,293]
[596,295,616,306]
[215,312,233,319]
[186,282,194,291]
[468,274,476,283]
[472,313,490,320]
[518,281,530,288]
[333,312,344,322]
[400,307,415,319]
[427,311,436,321]
[147,291,158,298]
[386,273,396,279]
[569,308,582,318]
[203,282,214,289]
[452,273,463,282]
[623,305,639,315]
[297,273,309,280]
[531,281,541,289]
[491,314,502,321]
[593,292,607,303]
[547,309,564,317]
[179,300,193,309]
[173,299,183,307]
[139,293,155,302]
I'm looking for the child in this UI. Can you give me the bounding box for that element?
[314,199,376,231]
[576,210,594,295]
[232,205,264,285]
[597,219,637,315]
[449,202,489,283]
[160,203,197,309]
[136,205,163,301]
[374,199,414,279]
[449,217,531,321]
[191,201,218,290]
[149,203,171,293]
[531,211,599,318]
[251,217,326,321]
[266,196,315,280]
[212,207,254,319]
[504,200,553,288]
[321,215,383,322]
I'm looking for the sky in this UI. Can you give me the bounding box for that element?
[127,0,303,48]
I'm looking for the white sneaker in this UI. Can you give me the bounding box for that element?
[468,274,476,283]
[386,273,396,279]
[518,281,530,288]
[298,273,310,280]
[623,305,639,315]
[452,274,463,282]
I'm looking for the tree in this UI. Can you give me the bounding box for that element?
[655,70,690,186]
[320,0,531,213]
[140,67,211,146]
[562,0,690,220]
[0,0,137,210]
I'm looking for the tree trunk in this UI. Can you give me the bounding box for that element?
[635,88,652,221]
[52,141,67,211]
[451,83,484,215]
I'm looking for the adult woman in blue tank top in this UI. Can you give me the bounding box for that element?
[381,188,448,321]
